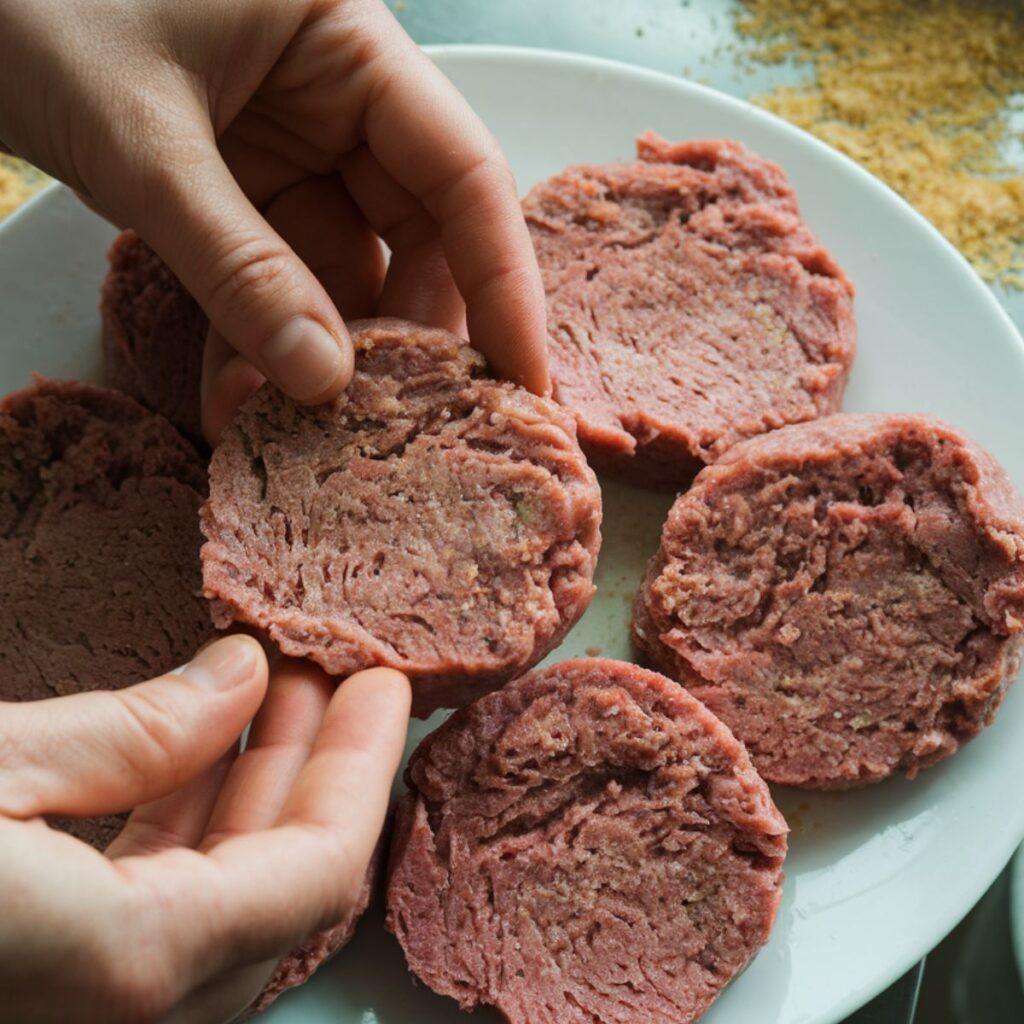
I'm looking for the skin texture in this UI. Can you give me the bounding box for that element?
[387,658,787,1024]
[202,319,601,717]
[633,413,1024,788]
[0,640,410,1024]
[1,0,549,446]
[524,133,856,487]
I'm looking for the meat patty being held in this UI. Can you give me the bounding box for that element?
[201,318,602,717]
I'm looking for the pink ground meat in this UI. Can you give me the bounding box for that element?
[525,133,856,488]
[201,318,602,717]
[634,413,1024,787]
[387,657,787,1024]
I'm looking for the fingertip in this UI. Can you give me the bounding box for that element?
[465,263,551,396]
[202,339,265,447]
[340,667,412,727]
[299,325,354,406]
[521,355,552,398]
[479,331,551,397]
[233,633,271,675]
[261,316,352,405]
[349,666,412,697]
[179,634,269,698]
[270,656,337,698]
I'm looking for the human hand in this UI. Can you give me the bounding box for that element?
[0,634,411,1023]
[0,0,549,442]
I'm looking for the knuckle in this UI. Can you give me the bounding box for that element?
[380,208,438,254]
[347,30,387,80]
[202,242,300,324]
[482,150,518,192]
[471,260,539,301]
[429,149,517,223]
[474,152,519,204]
[115,687,192,792]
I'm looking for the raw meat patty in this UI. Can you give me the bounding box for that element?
[633,413,1024,788]
[524,133,857,487]
[101,230,206,447]
[201,318,602,717]
[0,378,214,846]
[386,658,787,1024]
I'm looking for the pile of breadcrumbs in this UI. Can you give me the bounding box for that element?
[734,0,1024,287]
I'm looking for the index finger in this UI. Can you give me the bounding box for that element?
[357,7,550,394]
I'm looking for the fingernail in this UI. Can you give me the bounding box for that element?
[261,317,343,401]
[182,636,260,691]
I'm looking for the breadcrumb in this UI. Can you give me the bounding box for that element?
[0,156,48,221]
[734,0,1024,287]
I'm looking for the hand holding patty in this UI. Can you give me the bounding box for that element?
[0,635,410,1023]
[0,0,549,443]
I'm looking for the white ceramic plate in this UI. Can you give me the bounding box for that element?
[2,45,1023,1024]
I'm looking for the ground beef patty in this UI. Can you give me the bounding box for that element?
[633,413,1024,788]
[100,230,206,447]
[201,318,602,717]
[524,133,857,487]
[0,378,215,846]
[387,658,787,1024]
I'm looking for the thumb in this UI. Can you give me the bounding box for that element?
[0,635,268,820]
[123,128,353,406]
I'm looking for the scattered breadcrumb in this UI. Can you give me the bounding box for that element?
[734,0,1024,287]
[0,155,48,221]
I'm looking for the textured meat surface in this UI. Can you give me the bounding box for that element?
[100,230,207,447]
[387,658,787,1024]
[524,134,856,487]
[0,378,214,845]
[45,814,128,851]
[633,413,1024,788]
[202,318,602,716]
[0,378,212,696]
